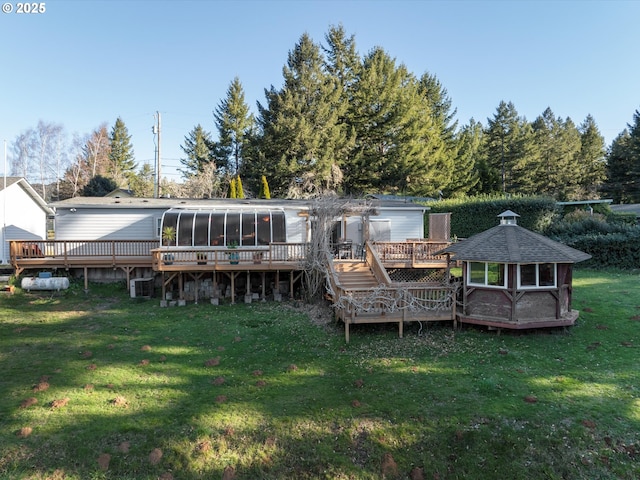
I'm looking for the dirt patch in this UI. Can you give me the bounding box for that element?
[111,396,128,408]
[205,357,220,367]
[20,397,37,408]
[16,426,32,438]
[149,448,163,465]
[50,398,70,409]
[97,453,111,471]
[33,381,49,393]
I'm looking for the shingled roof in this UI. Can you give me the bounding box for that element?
[440,211,591,264]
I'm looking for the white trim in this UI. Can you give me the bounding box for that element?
[467,261,508,289]
[517,263,557,289]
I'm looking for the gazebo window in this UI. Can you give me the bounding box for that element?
[518,263,556,288]
[468,262,507,288]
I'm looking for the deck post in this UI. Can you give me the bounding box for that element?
[83,266,88,293]
[261,272,266,301]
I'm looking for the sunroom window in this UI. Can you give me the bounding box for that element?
[518,263,556,288]
[468,262,507,287]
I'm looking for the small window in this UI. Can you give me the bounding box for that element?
[468,262,507,288]
[518,263,556,288]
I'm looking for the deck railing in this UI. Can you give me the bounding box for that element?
[11,239,159,263]
[150,242,309,270]
[372,240,450,265]
[327,241,457,342]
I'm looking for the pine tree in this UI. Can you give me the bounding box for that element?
[576,115,606,198]
[446,119,482,197]
[228,176,237,199]
[602,130,632,203]
[179,124,215,179]
[256,33,350,197]
[346,47,450,196]
[82,175,118,197]
[479,101,532,195]
[213,77,254,175]
[531,108,582,200]
[107,117,136,188]
[129,163,155,197]
[603,110,640,202]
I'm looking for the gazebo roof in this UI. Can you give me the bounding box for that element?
[440,211,592,264]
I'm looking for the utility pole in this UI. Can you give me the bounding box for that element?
[153,111,162,198]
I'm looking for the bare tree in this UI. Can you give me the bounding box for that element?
[83,124,110,178]
[181,161,223,198]
[10,130,35,178]
[10,121,66,199]
[303,196,373,300]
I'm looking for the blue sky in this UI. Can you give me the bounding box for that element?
[1,0,639,181]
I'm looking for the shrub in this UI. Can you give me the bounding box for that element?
[425,195,557,238]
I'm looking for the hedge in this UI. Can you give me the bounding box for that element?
[424,195,557,238]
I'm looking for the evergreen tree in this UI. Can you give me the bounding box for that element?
[446,119,482,197]
[602,109,640,202]
[228,176,237,198]
[213,77,254,175]
[107,117,136,188]
[531,108,582,200]
[346,47,449,196]
[576,115,607,198]
[236,175,245,199]
[602,130,633,203]
[129,163,155,197]
[480,101,531,195]
[256,33,350,197]
[179,124,215,179]
[258,175,271,199]
[82,175,118,197]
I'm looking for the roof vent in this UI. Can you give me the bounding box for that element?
[498,210,519,225]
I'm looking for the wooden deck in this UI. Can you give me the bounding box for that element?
[9,240,307,293]
[326,242,457,342]
[10,239,456,341]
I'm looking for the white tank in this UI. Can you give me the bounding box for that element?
[21,277,70,291]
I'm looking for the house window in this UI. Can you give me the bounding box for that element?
[518,263,556,288]
[155,216,162,238]
[468,262,507,288]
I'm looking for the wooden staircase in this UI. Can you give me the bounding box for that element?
[333,261,380,289]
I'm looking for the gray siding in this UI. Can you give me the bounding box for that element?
[55,208,163,240]
[373,209,424,241]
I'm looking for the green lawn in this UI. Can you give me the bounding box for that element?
[1,270,639,479]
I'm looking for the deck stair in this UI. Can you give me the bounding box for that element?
[333,261,380,289]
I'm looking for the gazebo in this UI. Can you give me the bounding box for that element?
[440,211,591,329]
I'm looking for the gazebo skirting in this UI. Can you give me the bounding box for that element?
[457,309,579,330]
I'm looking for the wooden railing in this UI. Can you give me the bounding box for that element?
[11,240,159,263]
[327,241,457,342]
[150,242,309,270]
[372,240,450,265]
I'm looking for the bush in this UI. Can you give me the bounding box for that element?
[425,195,557,238]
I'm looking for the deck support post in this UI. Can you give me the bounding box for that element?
[83,267,88,293]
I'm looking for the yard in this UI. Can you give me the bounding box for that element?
[1,269,639,479]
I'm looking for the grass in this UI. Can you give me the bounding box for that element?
[0,269,639,479]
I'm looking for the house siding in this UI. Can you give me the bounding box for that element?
[374,209,425,242]
[1,182,48,263]
[55,208,163,240]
